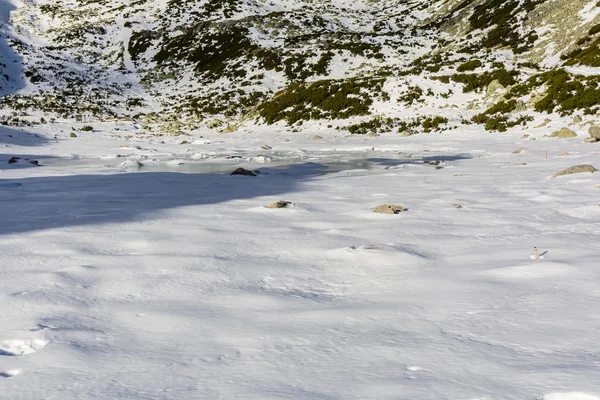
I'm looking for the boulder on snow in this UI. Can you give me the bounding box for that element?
[231,168,256,176]
[551,164,598,178]
[373,204,407,214]
[512,147,524,154]
[550,128,577,139]
[584,137,599,143]
[486,79,505,98]
[588,125,600,140]
[265,201,292,209]
[513,100,527,112]
[573,115,583,124]
[312,135,323,140]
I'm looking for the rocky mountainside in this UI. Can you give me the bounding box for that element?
[1,0,600,133]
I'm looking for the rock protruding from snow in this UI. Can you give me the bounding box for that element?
[373,204,407,214]
[118,160,143,169]
[7,157,39,166]
[552,164,598,178]
[231,168,257,176]
[589,125,600,140]
[550,128,577,139]
[486,80,504,98]
[265,201,292,209]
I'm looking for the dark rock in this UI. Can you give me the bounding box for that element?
[231,168,257,176]
[7,157,40,166]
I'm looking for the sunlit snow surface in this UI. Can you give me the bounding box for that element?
[0,123,599,399]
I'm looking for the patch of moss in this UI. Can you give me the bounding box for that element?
[472,99,533,131]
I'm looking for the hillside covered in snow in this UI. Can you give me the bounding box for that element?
[2,0,600,133]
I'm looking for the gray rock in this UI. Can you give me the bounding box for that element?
[312,135,323,140]
[550,128,577,138]
[513,100,527,112]
[552,164,598,178]
[573,115,583,124]
[584,137,599,143]
[486,80,505,98]
[589,125,600,140]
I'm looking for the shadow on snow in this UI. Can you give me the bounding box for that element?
[0,125,52,146]
[0,170,305,235]
[0,154,474,235]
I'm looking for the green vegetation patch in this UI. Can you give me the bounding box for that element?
[563,38,600,67]
[456,59,482,72]
[508,69,600,115]
[472,100,532,131]
[435,69,519,93]
[258,77,386,125]
[346,117,396,135]
[469,0,547,53]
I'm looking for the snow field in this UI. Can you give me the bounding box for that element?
[0,122,599,399]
